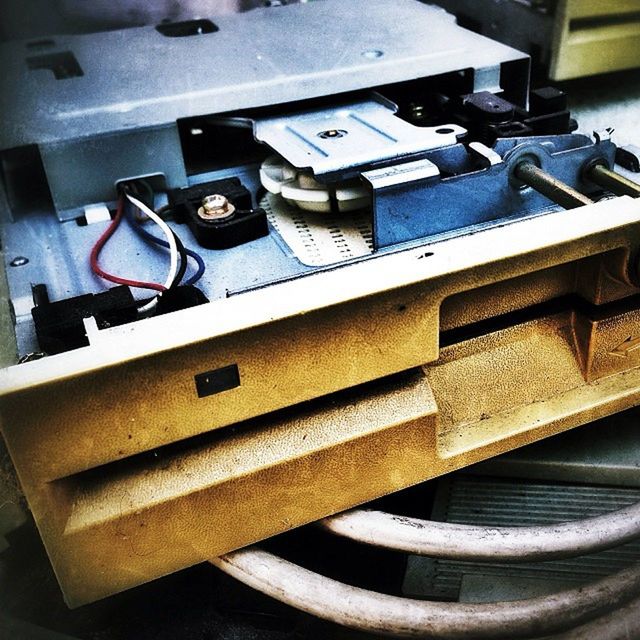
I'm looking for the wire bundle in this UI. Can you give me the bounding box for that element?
[89,193,167,292]
[89,184,205,315]
[125,195,206,288]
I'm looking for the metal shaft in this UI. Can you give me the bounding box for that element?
[587,163,640,198]
[514,162,593,209]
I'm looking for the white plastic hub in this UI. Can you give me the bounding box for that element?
[259,155,369,213]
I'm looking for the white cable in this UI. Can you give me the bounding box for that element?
[319,500,640,562]
[539,594,640,639]
[211,549,640,639]
[124,192,178,315]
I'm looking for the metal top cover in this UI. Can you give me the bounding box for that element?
[0,0,528,150]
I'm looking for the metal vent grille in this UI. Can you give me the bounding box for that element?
[263,194,373,267]
[403,476,640,602]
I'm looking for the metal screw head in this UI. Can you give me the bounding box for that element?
[10,256,29,267]
[318,129,347,139]
[197,194,236,221]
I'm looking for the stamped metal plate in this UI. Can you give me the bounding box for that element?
[253,98,465,178]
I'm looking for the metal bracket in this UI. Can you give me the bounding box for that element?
[365,133,616,248]
[253,97,466,180]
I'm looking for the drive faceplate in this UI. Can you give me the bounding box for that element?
[3,197,640,605]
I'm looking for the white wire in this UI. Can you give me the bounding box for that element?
[124,192,178,315]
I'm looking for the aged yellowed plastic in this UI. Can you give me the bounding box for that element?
[551,0,640,80]
[3,197,640,606]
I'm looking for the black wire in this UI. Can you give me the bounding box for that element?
[134,181,188,289]
[170,230,188,288]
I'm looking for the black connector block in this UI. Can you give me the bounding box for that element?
[458,88,575,144]
[154,285,209,315]
[31,285,137,355]
[462,92,515,123]
[169,178,269,249]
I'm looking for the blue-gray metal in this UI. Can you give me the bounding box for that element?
[0,0,529,220]
[253,98,466,179]
[468,411,640,488]
[40,126,188,221]
[0,0,527,149]
[0,164,306,357]
[403,475,640,602]
[367,133,616,248]
[0,136,621,358]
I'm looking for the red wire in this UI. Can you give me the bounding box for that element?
[89,193,166,292]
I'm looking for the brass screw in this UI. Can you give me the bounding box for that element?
[197,194,235,221]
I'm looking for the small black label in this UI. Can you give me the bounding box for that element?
[195,364,240,398]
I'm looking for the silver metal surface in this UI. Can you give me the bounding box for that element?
[365,133,615,248]
[362,158,441,190]
[40,125,188,221]
[0,0,528,150]
[403,476,640,603]
[0,164,307,357]
[468,141,502,167]
[198,194,235,220]
[467,410,640,487]
[254,98,465,178]
[431,0,554,68]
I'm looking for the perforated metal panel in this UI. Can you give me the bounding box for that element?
[263,194,373,267]
[404,476,640,602]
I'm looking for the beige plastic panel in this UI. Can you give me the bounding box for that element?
[551,0,640,80]
[3,197,640,605]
